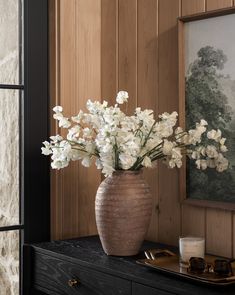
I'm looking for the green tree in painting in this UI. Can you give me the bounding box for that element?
[186,46,235,202]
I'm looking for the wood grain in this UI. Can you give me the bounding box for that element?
[50,0,235,258]
[56,0,77,239]
[137,0,159,242]
[181,205,205,238]
[34,252,131,295]
[206,0,232,11]
[158,0,181,245]
[133,283,172,295]
[75,0,101,237]
[101,0,118,104]
[31,237,235,295]
[206,209,232,257]
[181,0,205,16]
[118,0,137,114]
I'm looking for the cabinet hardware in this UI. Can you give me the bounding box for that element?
[68,279,79,287]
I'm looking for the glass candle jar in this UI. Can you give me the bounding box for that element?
[179,236,205,266]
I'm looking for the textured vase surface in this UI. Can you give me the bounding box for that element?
[95,170,152,256]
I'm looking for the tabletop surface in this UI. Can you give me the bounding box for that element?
[31,235,235,295]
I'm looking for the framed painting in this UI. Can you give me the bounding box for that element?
[178,8,235,210]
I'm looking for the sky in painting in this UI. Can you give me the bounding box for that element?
[185,13,235,80]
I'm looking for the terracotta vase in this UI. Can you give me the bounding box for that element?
[95,170,152,256]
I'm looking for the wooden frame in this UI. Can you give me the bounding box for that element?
[178,7,235,211]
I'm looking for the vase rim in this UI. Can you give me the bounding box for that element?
[113,169,143,175]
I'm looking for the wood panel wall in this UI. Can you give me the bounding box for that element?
[50,0,235,258]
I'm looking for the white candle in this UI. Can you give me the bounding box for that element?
[179,237,205,265]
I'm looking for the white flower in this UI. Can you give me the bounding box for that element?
[58,117,71,128]
[159,111,178,121]
[50,135,63,143]
[53,112,63,120]
[67,125,80,141]
[41,141,52,155]
[207,159,216,168]
[51,159,69,169]
[142,156,152,168]
[220,138,226,145]
[81,157,92,167]
[200,119,208,126]
[42,91,229,176]
[215,153,229,172]
[53,106,63,113]
[220,145,228,152]
[196,159,207,170]
[72,110,84,123]
[83,127,93,139]
[116,91,129,104]
[206,145,218,158]
[95,159,103,169]
[191,151,200,160]
[175,127,183,135]
[207,129,222,142]
[162,140,175,155]
[119,153,136,169]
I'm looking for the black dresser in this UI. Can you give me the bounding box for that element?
[26,236,235,295]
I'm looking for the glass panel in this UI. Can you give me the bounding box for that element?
[0,90,19,226]
[0,230,19,295]
[0,0,22,84]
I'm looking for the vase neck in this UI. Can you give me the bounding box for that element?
[113,170,143,176]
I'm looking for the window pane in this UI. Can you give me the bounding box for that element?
[0,230,19,295]
[0,0,22,84]
[0,90,19,226]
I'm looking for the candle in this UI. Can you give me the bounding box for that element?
[179,237,205,265]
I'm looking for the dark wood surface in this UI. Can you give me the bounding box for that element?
[132,283,172,295]
[34,252,131,295]
[29,236,235,295]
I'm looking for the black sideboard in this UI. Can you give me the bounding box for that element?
[26,236,235,295]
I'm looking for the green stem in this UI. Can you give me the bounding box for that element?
[142,121,157,148]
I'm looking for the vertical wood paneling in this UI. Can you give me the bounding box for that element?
[57,0,77,239]
[181,205,205,238]
[118,0,137,114]
[158,0,181,245]
[101,0,118,104]
[206,0,232,11]
[51,0,235,257]
[75,0,101,236]
[137,0,159,241]
[181,0,205,16]
[206,209,232,257]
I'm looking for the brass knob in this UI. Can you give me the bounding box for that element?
[68,279,79,287]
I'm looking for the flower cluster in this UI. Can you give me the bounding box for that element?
[42,91,229,176]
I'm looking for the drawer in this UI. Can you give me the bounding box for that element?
[132,283,174,295]
[33,252,131,295]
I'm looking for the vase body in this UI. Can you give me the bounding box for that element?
[95,170,152,256]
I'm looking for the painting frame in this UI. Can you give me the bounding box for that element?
[178,7,235,211]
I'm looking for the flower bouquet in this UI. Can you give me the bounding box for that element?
[42,91,228,175]
[42,91,228,255]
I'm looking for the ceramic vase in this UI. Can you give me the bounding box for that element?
[95,170,152,256]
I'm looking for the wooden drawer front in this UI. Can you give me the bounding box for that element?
[132,283,174,295]
[33,252,131,295]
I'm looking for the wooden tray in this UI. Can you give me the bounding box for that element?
[136,250,235,286]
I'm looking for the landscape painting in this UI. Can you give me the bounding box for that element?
[184,13,235,203]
